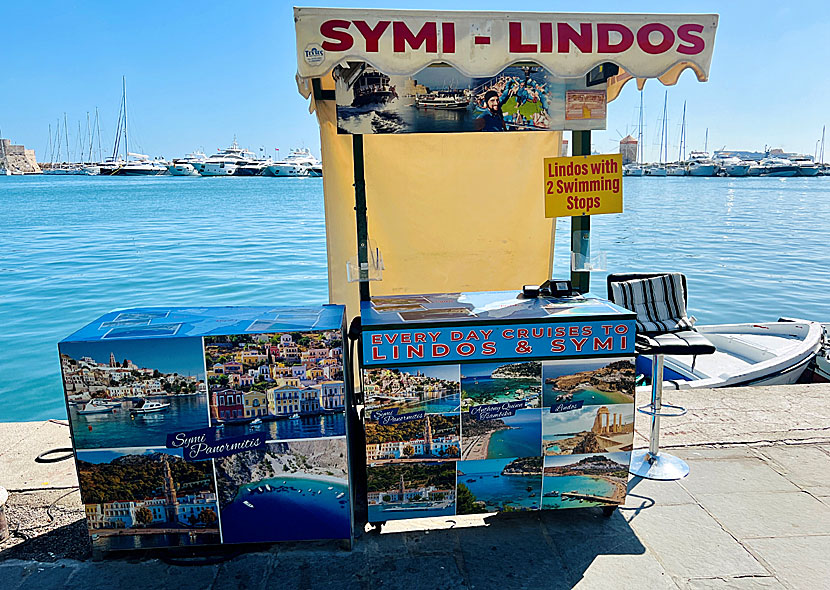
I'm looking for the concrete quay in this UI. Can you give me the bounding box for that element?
[2,382,830,589]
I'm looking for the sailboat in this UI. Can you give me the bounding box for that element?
[646,92,668,176]
[667,101,688,176]
[623,91,646,176]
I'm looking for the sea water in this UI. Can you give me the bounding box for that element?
[2,175,829,422]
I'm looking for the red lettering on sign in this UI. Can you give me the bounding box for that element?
[597,23,634,53]
[393,21,438,52]
[540,22,553,53]
[551,339,566,353]
[320,20,353,52]
[637,23,675,54]
[532,328,544,338]
[480,329,493,340]
[457,343,475,357]
[428,332,441,342]
[557,23,592,53]
[502,329,514,340]
[414,333,426,343]
[594,337,613,350]
[677,23,705,55]
[407,344,424,359]
[353,20,390,52]
[433,343,449,357]
[371,334,382,345]
[371,346,386,361]
[509,22,537,52]
[482,342,497,355]
[517,328,529,338]
[571,337,588,352]
[384,333,398,344]
[466,330,479,341]
[451,331,463,341]
[400,333,411,344]
[442,22,456,53]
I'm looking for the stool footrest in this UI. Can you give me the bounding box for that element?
[629,449,690,480]
[636,402,687,418]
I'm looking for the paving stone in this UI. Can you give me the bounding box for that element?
[626,476,696,507]
[757,445,830,489]
[66,559,218,590]
[672,447,760,461]
[678,458,800,496]
[683,576,784,589]
[573,553,678,589]
[696,491,830,539]
[746,535,830,590]
[214,552,271,590]
[14,560,77,590]
[628,504,767,579]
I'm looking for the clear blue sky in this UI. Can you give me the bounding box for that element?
[3,1,828,161]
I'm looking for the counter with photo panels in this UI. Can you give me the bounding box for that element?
[59,305,353,551]
[359,291,636,521]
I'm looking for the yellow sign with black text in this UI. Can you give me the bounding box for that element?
[544,153,623,217]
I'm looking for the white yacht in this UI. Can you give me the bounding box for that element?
[644,164,667,176]
[235,157,274,176]
[715,156,750,177]
[760,157,798,177]
[791,156,820,177]
[196,141,256,176]
[118,154,169,176]
[747,161,765,176]
[167,151,206,176]
[686,151,717,176]
[666,162,688,176]
[263,148,322,177]
[623,163,645,176]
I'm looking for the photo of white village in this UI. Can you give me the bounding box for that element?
[204,331,345,426]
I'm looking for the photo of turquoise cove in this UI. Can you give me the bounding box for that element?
[363,365,461,414]
[542,358,635,407]
[456,456,543,514]
[461,361,542,410]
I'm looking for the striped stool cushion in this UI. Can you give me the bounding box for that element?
[611,273,694,334]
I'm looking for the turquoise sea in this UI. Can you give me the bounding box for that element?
[461,377,542,408]
[2,175,830,422]
[484,408,541,459]
[457,457,542,512]
[541,474,616,509]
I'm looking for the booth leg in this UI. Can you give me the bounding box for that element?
[629,354,690,481]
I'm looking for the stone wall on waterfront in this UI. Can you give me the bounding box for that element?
[0,138,41,174]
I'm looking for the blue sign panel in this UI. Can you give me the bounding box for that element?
[362,319,635,366]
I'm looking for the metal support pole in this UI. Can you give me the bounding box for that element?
[629,354,690,480]
[570,130,591,293]
[353,134,370,302]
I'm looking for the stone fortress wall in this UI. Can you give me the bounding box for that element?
[1,138,41,173]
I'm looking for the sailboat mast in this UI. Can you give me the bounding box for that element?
[637,91,644,163]
[660,91,667,164]
[47,123,53,164]
[678,101,686,161]
[704,128,709,154]
[87,113,93,163]
[122,76,128,162]
[821,125,826,164]
[95,108,102,162]
[63,113,70,165]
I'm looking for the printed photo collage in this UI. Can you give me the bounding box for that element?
[362,357,635,521]
[59,328,351,550]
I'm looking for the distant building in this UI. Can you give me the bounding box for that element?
[0,138,41,174]
[620,135,638,164]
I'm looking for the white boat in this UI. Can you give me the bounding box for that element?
[250,418,262,425]
[791,156,820,177]
[117,154,169,176]
[130,400,171,414]
[686,151,717,176]
[644,164,667,176]
[90,398,121,408]
[196,141,256,176]
[289,413,300,419]
[235,158,273,176]
[623,164,645,176]
[243,500,255,508]
[636,320,823,392]
[167,151,206,176]
[414,91,470,110]
[715,156,750,177]
[747,161,765,176]
[666,163,688,176]
[760,157,799,177]
[78,402,114,415]
[262,148,322,177]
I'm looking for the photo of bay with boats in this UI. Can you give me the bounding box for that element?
[456,456,543,514]
[2,175,829,423]
[542,358,635,407]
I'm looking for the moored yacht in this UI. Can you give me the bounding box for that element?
[167,151,206,176]
[666,162,688,176]
[644,164,667,176]
[686,151,717,176]
[715,156,750,177]
[791,156,820,177]
[760,157,798,177]
[197,141,256,176]
[117,154,169,176]
[263,148,322,177]
[623,163,645,176]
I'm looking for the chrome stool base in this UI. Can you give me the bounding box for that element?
[629,449,689,481]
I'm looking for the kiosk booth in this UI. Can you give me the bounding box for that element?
[293,7,718,525]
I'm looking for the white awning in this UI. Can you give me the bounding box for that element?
[295,8,718,82]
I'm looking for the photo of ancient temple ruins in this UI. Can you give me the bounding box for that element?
[542,404,634,455]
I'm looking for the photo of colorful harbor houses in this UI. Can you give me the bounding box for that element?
[76,447,220,551]
[365,413,461,463]
[542,404,635,455]
[461,361,542,410]
[58,339,209,449]
[542,358,635,407]
[363,365,460,414]
[542,453,631,509]
[203,330,346,440]
[456,456,543,514]
[214,438,351,543]
[367,462,457,521]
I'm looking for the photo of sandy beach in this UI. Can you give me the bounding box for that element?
[542,452,630,509]
[542,358,635,407]
[542,404,634,455]
[461,408,541,460]
[461,361,541,411]
[364,365,460,414]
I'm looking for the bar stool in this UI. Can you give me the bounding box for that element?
[607,273,716,480]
